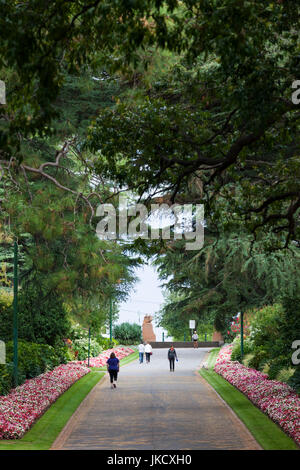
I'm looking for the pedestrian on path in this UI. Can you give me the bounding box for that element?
[192,330,199,348]
[168,345,178,371]
[144,342,153,363]
[106,352,120,389]
[138,342,145,363]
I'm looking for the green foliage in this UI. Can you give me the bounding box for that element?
[287,368,300,395]
[69,324,102,360]
[157,290,214,340]
[229,300,300,392]
[13,281,70,346]
[0,340,69,396]
[113,322,141,345]
[276,368,295,384]
[247,347,270,372]
[154,233,300,337]
[230,336,253,364]
[0,364,13,396]
[96,335,119,350]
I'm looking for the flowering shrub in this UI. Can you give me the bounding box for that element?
[214,345,300,446]
[0,346,135,440]
[0,363,90,439]
[76,346,135,368]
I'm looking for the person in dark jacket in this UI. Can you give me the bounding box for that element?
[168,345,178,372]
[106,352,120,389]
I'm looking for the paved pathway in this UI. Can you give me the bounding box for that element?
[51,348,261,450]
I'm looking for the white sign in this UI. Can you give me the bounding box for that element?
[189,320,195,329]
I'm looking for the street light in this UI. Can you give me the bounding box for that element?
[13,241,18,387]
[109,296,113,343]
[239,311,244,361]
[87,327,91,367]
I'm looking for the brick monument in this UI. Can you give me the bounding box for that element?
[142,315,156,343]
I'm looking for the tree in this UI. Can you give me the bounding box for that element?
[113,322,142,345]
[154,231,300,337]
[0,279,70,346]
[1,2,299,246]
[0,66,140,336]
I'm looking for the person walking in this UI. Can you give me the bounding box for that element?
[144,342,153,363]
[168,345,178,371]
[106,352,120,389]
[138,342,145,363]
[192,330,199,348]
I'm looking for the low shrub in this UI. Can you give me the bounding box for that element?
[0,340,69,396]
[243,353,255,367]
[113,322,141,345]
[288,368,300,395]
[0,364,13,396]
[267,355,290,380]
[230,336,252,363]
[248,346,269,371]
[276,367,296,384]
[96,336,118,350]
[71,337,102,361]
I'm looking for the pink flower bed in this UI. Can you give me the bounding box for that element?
[0,363,90,439]
[214,345,300,446]
[76,346,135,368]
[0,346,135,440]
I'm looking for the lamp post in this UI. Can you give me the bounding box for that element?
[87,327,91,367]
[13,241,18,387]
[240,311,244,361]
[109,296,113,343]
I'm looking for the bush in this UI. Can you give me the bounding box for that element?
[0,364,13,396]
[230,336,252,363]
[276,367,296,384]
[69,324,109,360]
[288,367,300,394]
[113,322,141,345]
[248,346,269,371]
[243,353,255,367]
[0,282,71,347]
[96,335,118,350]
[0,340,68,395]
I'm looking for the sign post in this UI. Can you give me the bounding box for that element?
[189,320,195,341]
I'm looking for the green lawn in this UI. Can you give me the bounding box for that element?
[0,371,104,450]
[200,349,299,450]
[0,351,139,450]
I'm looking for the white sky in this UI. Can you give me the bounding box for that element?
[116,263,173,342]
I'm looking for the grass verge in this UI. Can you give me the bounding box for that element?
[200,349,299,450]
[91,350,139,371]
[0,371,104,450]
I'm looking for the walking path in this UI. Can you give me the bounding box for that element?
[51,348,261,450]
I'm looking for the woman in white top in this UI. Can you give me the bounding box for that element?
[138,343,145,363]
[144,342,153,363]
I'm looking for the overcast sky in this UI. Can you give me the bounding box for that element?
[116,263,173,341]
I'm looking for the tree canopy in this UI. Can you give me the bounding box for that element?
[1,1,300,339]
